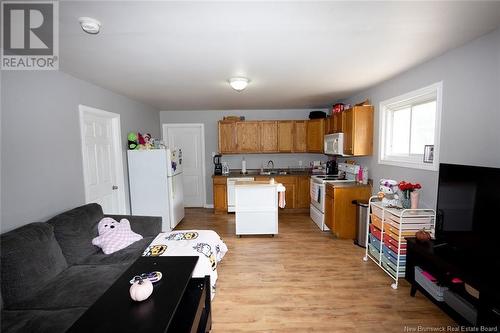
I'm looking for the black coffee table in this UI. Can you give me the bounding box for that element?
[67,256,211,333]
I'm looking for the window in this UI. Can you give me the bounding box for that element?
[379,82,442,171]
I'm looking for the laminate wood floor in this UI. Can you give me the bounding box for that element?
[176,208,455,332]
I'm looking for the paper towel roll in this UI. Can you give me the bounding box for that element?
[242,158,246,174]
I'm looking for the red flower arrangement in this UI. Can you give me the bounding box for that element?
[398,181,421,192]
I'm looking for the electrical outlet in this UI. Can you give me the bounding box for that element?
[298,160,303,167]
[212,152,216,157]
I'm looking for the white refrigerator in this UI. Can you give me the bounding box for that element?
[127,148,185,231]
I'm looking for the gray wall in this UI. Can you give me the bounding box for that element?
[159,109,329,205]
[340,27,500,209]
[1,70,160,233]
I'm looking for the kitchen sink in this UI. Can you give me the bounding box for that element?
[259,170,288,175]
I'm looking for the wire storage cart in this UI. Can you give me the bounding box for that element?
[363,196,436,289]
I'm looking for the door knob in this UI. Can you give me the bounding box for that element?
[112,185,118,190]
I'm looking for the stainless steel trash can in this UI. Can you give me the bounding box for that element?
[352,200,369,248]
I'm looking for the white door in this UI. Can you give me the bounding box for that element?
[79,105,126,214]
[162,124,206,207]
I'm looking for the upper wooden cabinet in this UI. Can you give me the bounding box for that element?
[333,112,343,133]
[218,121,237,153]
[260,121,278,152]
[342,105,373,156]
[236,121,261,152]
[306,119,325,153]
[277,121,294,152]
[293,121,307,152]
[325,117,334,135]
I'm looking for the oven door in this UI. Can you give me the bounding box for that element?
[310,180,325,213]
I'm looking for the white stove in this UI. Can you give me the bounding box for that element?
[310,163,359,231]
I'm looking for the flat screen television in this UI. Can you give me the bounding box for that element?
[436,163,500,252]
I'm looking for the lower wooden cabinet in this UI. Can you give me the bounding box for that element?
[274,176,296,209]
[296,176,310,208]
[213,175,310,213]
[324,183,372,239]
[213,177,227,213]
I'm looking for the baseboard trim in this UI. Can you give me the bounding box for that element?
[203,204,214,209]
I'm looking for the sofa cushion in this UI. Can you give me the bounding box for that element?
[10,263,128,310]
[1,223,68,308]
[1,307,86,333]
[47,203,103,265]
[80,236,153,265]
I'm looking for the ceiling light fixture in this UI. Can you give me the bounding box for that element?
[229,77,249,91]
[79,17,101,35]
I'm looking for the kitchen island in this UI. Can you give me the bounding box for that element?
[234,180,285,237]
[213,169,312,213]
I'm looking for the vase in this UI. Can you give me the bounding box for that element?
[400,191,411,209]
[411,190,420,209]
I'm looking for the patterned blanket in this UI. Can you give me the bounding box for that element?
[143,230,228,299]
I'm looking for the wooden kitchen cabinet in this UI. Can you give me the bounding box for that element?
[236,121,261,152]
[306,119,325,153]
[213,176,227,213]
[278,121,294,152]
[342,105,373,156]
[333,112,343,133]
[324,183,372,239]
[260,121,278,152]
[324,185,335,230]
[274,176,296,209]
[325,117,332,135]
[293,120,307,152]
[218,121,237,153]
[296,176,310,208]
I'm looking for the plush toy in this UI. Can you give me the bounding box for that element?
[127,132,138,150]
[142,133,153,149]
[92,217,143,254]
[377,179,399,206]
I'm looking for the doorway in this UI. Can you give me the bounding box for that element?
[162,123,206,207]
[79,105,126,214]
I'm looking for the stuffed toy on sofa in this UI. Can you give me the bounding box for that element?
[92,217,143,254]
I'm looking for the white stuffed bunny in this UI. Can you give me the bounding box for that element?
[377,179,400,206]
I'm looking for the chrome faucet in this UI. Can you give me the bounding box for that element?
[267,160,274,170]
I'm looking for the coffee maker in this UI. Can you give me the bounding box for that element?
[326,160,338,175]
[214,154,223,175]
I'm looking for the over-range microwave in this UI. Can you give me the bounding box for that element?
[324,133,344,155]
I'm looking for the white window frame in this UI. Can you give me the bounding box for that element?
[379,82,442,171]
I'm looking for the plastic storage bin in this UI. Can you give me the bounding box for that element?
[369,234,382,251]
[415,266,448,301]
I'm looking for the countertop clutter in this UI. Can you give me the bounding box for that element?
[212,168,312,177]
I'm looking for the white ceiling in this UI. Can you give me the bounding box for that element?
[59,1,500,110]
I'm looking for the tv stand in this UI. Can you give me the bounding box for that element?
[405,238,500,327]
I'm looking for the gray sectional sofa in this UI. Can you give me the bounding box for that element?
[0,203,161,333]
